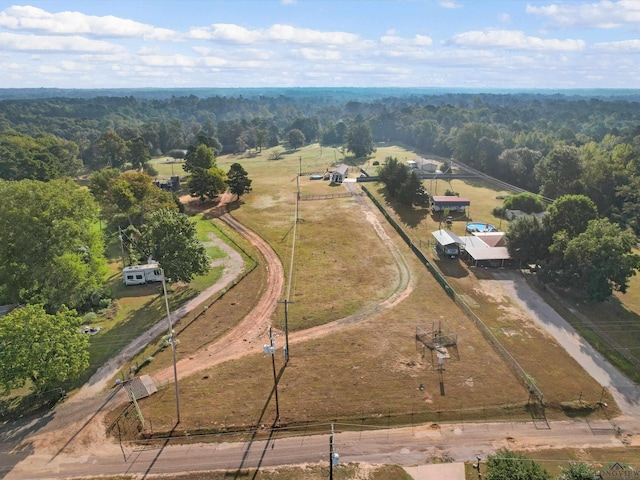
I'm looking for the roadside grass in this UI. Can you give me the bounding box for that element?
[467,446,640,479]
[79,463,411,480]
[137,144,580,433]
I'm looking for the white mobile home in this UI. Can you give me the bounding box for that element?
[122,263,163,286]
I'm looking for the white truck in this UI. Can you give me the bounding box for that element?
[122,263,163,286]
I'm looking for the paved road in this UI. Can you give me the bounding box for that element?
[3,418,629,479]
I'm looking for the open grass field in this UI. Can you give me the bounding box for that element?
[132,143,623,437]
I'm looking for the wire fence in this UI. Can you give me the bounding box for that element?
[360,185,544,404]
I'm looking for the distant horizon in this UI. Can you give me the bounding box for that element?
[2,86,640,102]
[1,1,640,90]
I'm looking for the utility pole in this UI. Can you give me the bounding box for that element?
[277,300,293,362]
[161,269,180,424]
[329,423,338,479]
[473,455,482,479]
[265,326,280,422]
[118,226,126,268]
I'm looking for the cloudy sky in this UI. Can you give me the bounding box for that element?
[1,0,639,89]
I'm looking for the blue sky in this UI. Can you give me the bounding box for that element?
[1,0,639,89]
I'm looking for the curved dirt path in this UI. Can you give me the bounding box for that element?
[153,182,413,382]
[152,212,284,385]
[289,182,413,345]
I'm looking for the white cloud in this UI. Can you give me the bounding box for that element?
[296,47,342,61]
[439,1,462,8]
[380,34,433,46]
[140,54,198,67]
[281,0,297,4]
[0,5,177,40]
[498,13,512,23]
[204,24,261,43]
[593,39,640,52]
[526,0,640,29]
[190,23,361,46]
[447,29,585,51]
[59,60,93,71]
[0,31,124,52]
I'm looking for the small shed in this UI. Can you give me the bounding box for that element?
[431,196,470,212]
[330,164,349,184]
[432,229,464,258]
[407,160,418,169]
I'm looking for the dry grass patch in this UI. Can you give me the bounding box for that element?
[132,144,619,436]
[138,244,530,434]
[95,463,410,480]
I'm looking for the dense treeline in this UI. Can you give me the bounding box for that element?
[3,91,640,159]
[2,89,640,237]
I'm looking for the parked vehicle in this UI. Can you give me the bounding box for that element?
[122,263,163,286]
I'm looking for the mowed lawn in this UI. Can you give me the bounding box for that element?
[137,144,619,433]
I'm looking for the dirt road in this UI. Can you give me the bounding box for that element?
[152,211,284,385]
[491,270,640,422]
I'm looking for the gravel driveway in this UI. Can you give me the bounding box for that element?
[490,270,640,424]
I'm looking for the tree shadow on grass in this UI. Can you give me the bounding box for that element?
[431,256,470,280]
[374,185,430,229]
[232,363,287,479]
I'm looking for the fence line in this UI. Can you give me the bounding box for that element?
[360,185,544,404]
[299,192,354,200]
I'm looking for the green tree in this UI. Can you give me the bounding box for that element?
[136,209,210,283]
[0,132,82,181]
[616,176,640,235]
[94,130,128,169]
[486,448,550,480]
[287,129,306,150]
[558,461,599,480]
[88,168,120,204]
[558,218,640,300]
[89,170,177,229]
[346,122,375,158]
[535,144,583,199]
[127,136,151,171]
[0,304,89,394]
[0,179,107,312]
[255,129,268,152]
[505,215,550,266]
[187,167,227,203]
[377,156,408,197]
[183,144,215,173]
[545,195,598,238]
[452,123,501,169]
[397,170,422,206]
[227,163,252,200]
[503,192,546,214]
[498,147,543,192]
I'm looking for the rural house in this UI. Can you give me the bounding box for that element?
[330,164,349,184]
